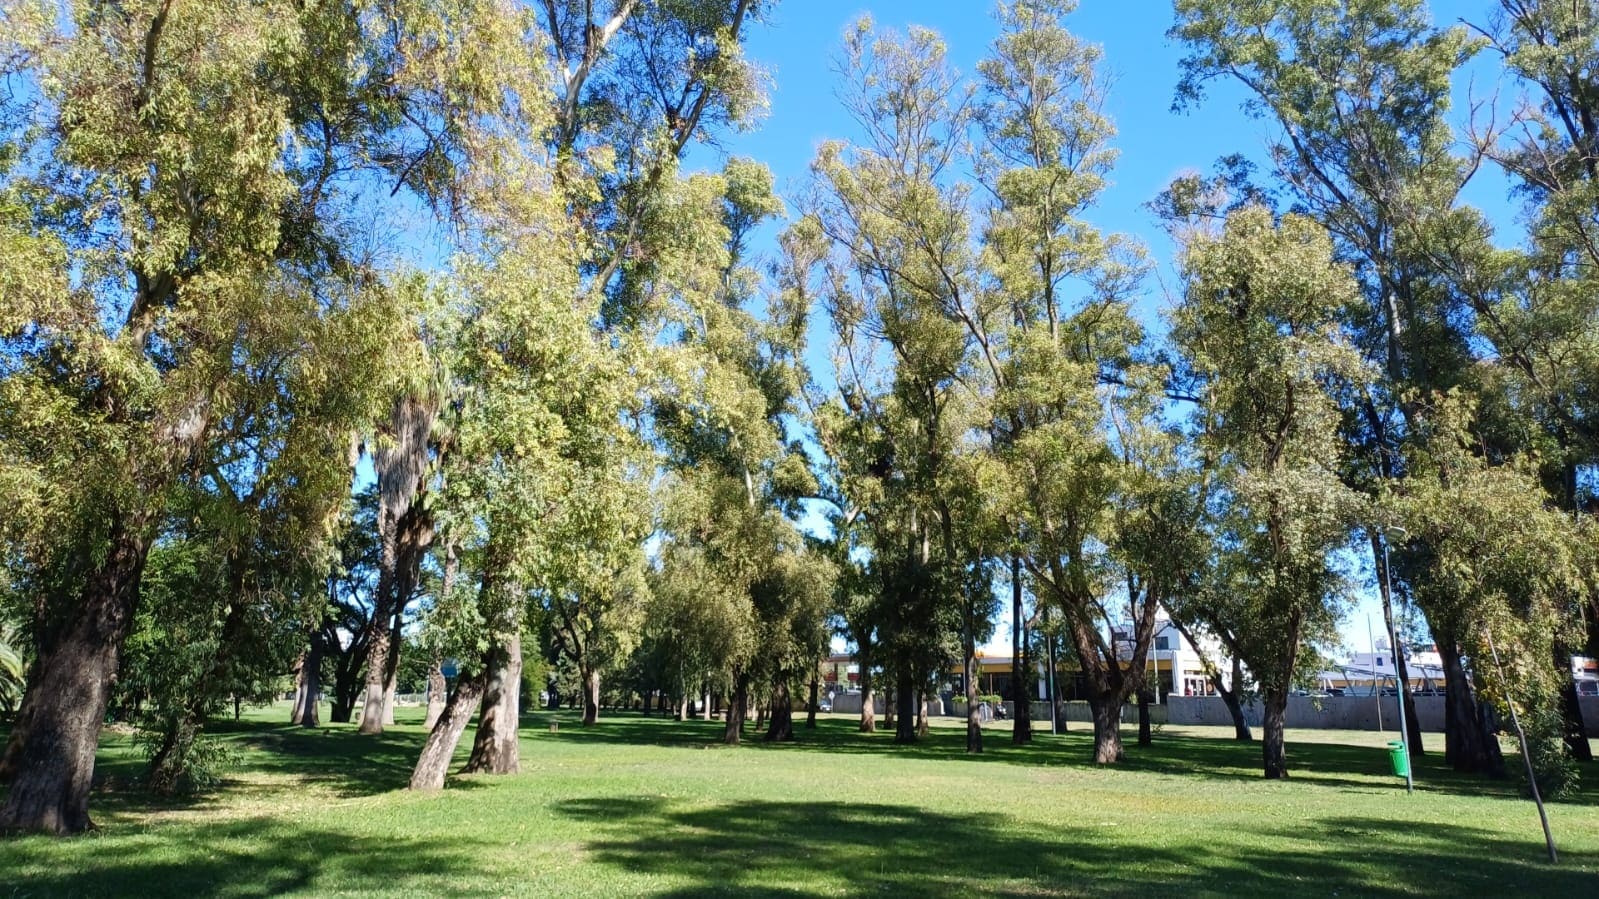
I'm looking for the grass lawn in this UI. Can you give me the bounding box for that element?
[3,706,1597,897]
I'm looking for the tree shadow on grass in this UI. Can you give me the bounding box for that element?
[541,713,1583,805]
[553,795,1595,897]
[0,818,488,898]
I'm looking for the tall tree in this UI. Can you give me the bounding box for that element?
[1172,207,1367,779]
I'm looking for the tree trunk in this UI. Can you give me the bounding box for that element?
[1438,636,1506,776]
[463,636,521,775]
[1089,695,1124,764]
[294,641,322,728]
[893,668,917,744]
[701,685,711,721]
[1220,661,1251,741]
[357,627,391,735]
[806,673,819,729]
[423,658,446,731]
[765,679,795,742]
[723,673,748,745]
[964,648,983,754]
[0,528,147,834]
[1137,688,1153,747]
[410,672,486,791]
[289,653,308,726]
[581,667,600,726]
[1262,689,1289,779]
[859,666,876,733]
[1011,556,1032,744]
[882,680,896,730]
[917,692,930,738]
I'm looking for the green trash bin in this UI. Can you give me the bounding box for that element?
[1386,740,1410,778]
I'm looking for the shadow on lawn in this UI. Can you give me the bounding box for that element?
[553,795,1593,897]
[541,713,1565,804]
[1,818,487,898]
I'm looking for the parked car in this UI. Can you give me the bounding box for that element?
[1578,681,1599,697]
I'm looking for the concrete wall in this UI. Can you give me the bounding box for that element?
[837,691,1599,735]
[1166,694,1599,736]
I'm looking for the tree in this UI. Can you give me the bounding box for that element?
[1171,0,1504,772]
[0,0,499,831]
[1172,207,1367,779]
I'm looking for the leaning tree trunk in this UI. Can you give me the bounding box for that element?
[858,666,876,733]
[893,669,917,744]
[723,673,749,745]
[1088,695,1124,764]
[410,672,487,791]
[0,528,147,834]
[1261,688,1289,779]
[581,666,600,726]
[1219,667,1251,741]
[423,658,446,731]
[765,679,795,742]
[463,635,521,775]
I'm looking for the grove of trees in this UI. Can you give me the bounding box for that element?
[2,0,1598,835]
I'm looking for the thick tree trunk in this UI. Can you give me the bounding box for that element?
[1089,696,1124,764]
[882,680,896,730]
[463,636,521,775]
[581,667,600,726]
[294,639,321,723]
[1438,636,1506,776]
[723,673,748,745]
[806,674,819,729]
[423,659,446,731]
[893,669,917,744]
[1011,556,1032,744]
[410,672,486,791]
[0,529,146,834]
[858,666,876,733]
[357,628,391,735]
[765,679,795,742]
[1262,690,1289,779]
[1137,689,1153,747]
[382,679,397,727]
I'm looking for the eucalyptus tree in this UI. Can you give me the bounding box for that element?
[407,0,772,783]
[1171,0,1506,772]
[1476,0,1599,761]
[1391,392,1593,793]
[0,0,516,832]
[972,0,1161,764]
[1172,207,1368,779]
[807,18,991,750]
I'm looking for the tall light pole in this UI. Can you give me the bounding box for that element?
[1381,525,1413,794]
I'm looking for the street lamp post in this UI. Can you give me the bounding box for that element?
[1381,525,1414,795]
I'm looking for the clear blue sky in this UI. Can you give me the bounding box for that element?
[689,1,1523,657]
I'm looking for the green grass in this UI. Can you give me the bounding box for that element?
[3,706,1597,897]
